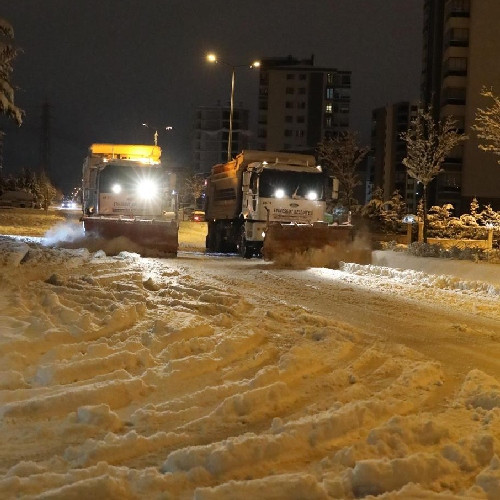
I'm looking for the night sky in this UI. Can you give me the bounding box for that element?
[0,0,423,194]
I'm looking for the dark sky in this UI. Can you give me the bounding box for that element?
[0,0,423,194]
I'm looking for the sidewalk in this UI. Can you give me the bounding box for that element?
[372,250,500,285]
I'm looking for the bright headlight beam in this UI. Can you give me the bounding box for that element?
[111,183,122,194]
[137,179,158,199]
[274,188,285,199]
[306,191,318,200]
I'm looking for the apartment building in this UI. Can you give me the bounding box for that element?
[257,56,351,153]
[192,103,250,175]
[370,102,420,212]
[422,0,500,211]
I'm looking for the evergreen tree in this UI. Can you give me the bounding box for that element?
[0,17,23,124]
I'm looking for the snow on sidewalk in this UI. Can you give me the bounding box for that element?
[373,250,500,286]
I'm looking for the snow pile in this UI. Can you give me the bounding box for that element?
[0,235,500,498]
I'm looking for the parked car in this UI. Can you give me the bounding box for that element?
[189,210,205,222]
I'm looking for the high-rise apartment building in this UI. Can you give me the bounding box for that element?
[422,0,500,211]
[257,56,351,153]
[370,102,420,212]
[192,103,250,175]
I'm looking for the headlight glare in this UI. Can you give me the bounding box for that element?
[137,179,158,199]
[274,188,285,199]
[306,191,318,200]
[111,183,122,194]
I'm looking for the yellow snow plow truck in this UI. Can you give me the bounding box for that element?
[82,143,178,256]
[204,150,352,259]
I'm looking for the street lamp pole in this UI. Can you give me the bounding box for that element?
[228,67,235,162]
[206,53,260,162]
[142,123,173,146]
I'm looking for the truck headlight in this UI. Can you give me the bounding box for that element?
[274,188,285,199]
[112,183,122,194]
[306,191,318,200]
[137,180,158,199]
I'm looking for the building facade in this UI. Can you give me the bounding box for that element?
[369,102,420,213]
[422,0,500,211]
[192,103,250,175]
[257,56,351,153]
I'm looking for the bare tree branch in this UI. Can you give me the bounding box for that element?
[317,131,368,212]
[472,87,500,162]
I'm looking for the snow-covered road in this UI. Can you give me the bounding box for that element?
[1,236,500,498]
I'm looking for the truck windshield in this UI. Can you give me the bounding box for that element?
[258,170,324,200]
[99,164,163,192]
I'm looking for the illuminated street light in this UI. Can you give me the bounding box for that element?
[206,53,260,161]
[142,123,173,146]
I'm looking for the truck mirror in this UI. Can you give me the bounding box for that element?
[242,171,251,189]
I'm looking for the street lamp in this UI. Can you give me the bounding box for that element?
[142,123,173,146]
[206,53,260,161]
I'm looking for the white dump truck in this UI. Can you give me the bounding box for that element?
[204,150,352,258]
[81,143,178,256]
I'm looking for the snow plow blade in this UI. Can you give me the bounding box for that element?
[263,222,370,265]
[82,217,178,256]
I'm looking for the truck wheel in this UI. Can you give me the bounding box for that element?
[238,228,252,259]
[206,222,216,252]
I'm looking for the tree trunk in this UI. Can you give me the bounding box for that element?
[422,184,428,243]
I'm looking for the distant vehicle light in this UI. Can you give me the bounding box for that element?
[189,210,205,222]
[111,183,122,194]
[275,188,285,199]
[137,179,158,199]
[306,191,318,200]
[402,214,417,224]
[61,199,76,209]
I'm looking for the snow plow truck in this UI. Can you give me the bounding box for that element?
[81,143,178,256]
[204,150,353,259]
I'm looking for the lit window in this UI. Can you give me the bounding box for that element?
[325,104,333,114]
[326,87,334,99]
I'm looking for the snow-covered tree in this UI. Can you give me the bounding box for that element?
[38,172,56,212]
[473,87,500,163]
[361,186,384,222]
[0,17,23,125]
[317,131,368,213]
[382,190,407,233]
[400,105,467,242]
[182,174,206,208]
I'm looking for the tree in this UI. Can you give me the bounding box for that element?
[317,131,368,213]
[183,174,206,208]
[38,171,56,212]
[472,87,500,163]
[400,105,467,242]
[0,17,23,124]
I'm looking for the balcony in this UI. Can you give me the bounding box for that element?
[445,0,470,19]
